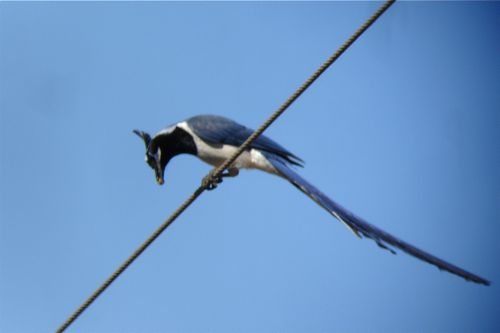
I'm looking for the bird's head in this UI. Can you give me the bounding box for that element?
[134,125,197,185]
[134,125,198,185]
[133,129,168,185]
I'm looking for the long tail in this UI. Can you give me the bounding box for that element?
[266,155,490,286]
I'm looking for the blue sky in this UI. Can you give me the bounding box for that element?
[1,2,499,332]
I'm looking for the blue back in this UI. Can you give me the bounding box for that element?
[186,115,303,166]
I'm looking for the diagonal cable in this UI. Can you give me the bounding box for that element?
[209,0,395,181]
[56,1,395,332]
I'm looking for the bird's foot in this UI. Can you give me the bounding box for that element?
[202,171,223,190]
[202,168,239,191]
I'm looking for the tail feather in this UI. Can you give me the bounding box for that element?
[266,155,490,286]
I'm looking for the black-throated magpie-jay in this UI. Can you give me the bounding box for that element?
[134,114,489,286]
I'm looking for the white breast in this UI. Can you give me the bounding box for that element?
[177,121,278,175]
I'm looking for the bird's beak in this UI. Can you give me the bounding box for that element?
[155,160,164,186]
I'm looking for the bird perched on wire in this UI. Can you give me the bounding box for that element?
[134,114,490,286]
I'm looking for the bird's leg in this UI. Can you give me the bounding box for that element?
[202,167,239,191]
[223,167,239,178]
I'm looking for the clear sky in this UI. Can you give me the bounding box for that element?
[1,2,499,332]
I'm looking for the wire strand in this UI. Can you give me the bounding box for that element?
[56,1,395,332]
[209,0,395,181]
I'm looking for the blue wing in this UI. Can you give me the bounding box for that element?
[264,153,490,286]
[187,115,303,166]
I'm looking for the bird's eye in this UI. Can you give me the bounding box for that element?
[145,147,161,170]
[145,155,156,169]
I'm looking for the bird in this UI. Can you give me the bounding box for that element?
[134,114,490,286]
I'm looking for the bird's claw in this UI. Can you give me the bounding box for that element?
[202,168,239,191]
[202,171,223,190]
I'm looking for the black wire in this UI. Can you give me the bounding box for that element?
[56,1,395,332]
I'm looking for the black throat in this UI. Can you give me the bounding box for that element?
[152,126,197,160]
